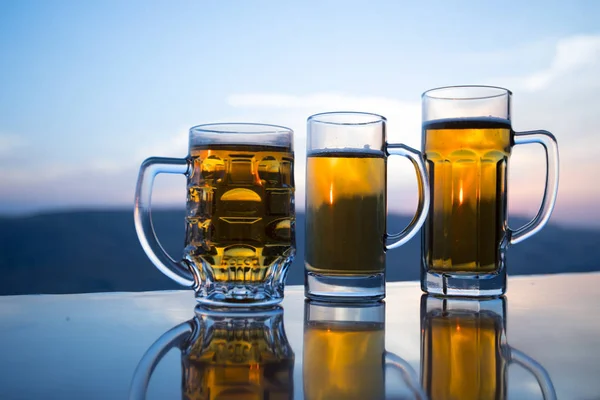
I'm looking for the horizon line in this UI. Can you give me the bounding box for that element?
[0,206,597,231]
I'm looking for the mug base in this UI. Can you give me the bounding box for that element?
[194,284,284,309]
[422,269,506,297]
[305,272,385,301]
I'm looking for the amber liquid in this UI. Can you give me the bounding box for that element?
[305,150,386,274]
[423,118,511,273]
[183,321,294,400]
[303,321,385,400]
[185,145,294,283]
[422,310,506,400]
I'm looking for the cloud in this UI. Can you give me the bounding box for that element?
[228,92,417,112]
[516,35,600,91]
[0,134,27,155]
[135,129,189,159]
[0,158,138,185]
[0,163,187,214]
[492,34,600,227]
[226,92,424,213]
[226,92,423,155]
[222,34,600,227]
[1,34,599,228]
[0,126,189,211]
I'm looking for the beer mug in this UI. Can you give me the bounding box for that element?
[129,307,295,399]
[421,86,559,296]
[305,112,430,300]
[303,301,426,400]
[420,295,556,400]
[134,123,295,307]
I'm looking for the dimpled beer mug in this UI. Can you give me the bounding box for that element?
[134,123,295,307]
[305,112,430,300]
[129,307,294,399]
[421,86,559,296]
[420,295,556,400]
[303,301,426,400]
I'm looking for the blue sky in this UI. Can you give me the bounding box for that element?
[1,0,599,226]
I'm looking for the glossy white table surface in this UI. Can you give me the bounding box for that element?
[0,273,598,399]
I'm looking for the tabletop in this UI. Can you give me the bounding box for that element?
[0,272,598,400]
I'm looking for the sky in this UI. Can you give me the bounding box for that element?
[0,0,599,227]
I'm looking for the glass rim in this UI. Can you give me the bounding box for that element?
[308,111,386,126]
[422,85,512,100]
[190,122,293,135]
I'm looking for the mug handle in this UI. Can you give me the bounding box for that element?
[508,347,557,400]
[384,351,428,400]
[510,131,559,245]
[134,157,196,287]
[128,321,194,400]
[385,144,431,250]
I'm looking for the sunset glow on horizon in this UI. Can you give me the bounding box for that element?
[0,2,598,227]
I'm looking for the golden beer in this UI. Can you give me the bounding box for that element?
[421,309,506,400]
[423,118,511,273]
[305,150,386,274]
[183,317,294,400]
[303,321,385,400]
[185,144,294,283]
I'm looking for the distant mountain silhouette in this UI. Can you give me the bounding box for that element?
[0,209,598,295]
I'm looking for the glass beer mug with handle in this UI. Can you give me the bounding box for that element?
[134,123,295,307]
[420,295,556,400]
[129,307,295,400]
[421,86,559,296]
[305,112,430,300]
[303,301,427,400]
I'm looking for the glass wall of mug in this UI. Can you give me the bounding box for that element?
[305,112,430,301]
[134,123,295,307]
[420,295,556,400]
[303,301,426,400]
[421,86,559,296]
[129,307,295,399]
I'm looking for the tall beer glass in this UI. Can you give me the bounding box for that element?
[421,86,559,296]
[305,112,430,301]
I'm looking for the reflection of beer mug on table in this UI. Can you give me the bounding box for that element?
[421,86,559,296]
[305,112,430,301]
[129,307,295,399]
[420,295,556,400]
[134,123,295,307]
[303,301,426,400]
